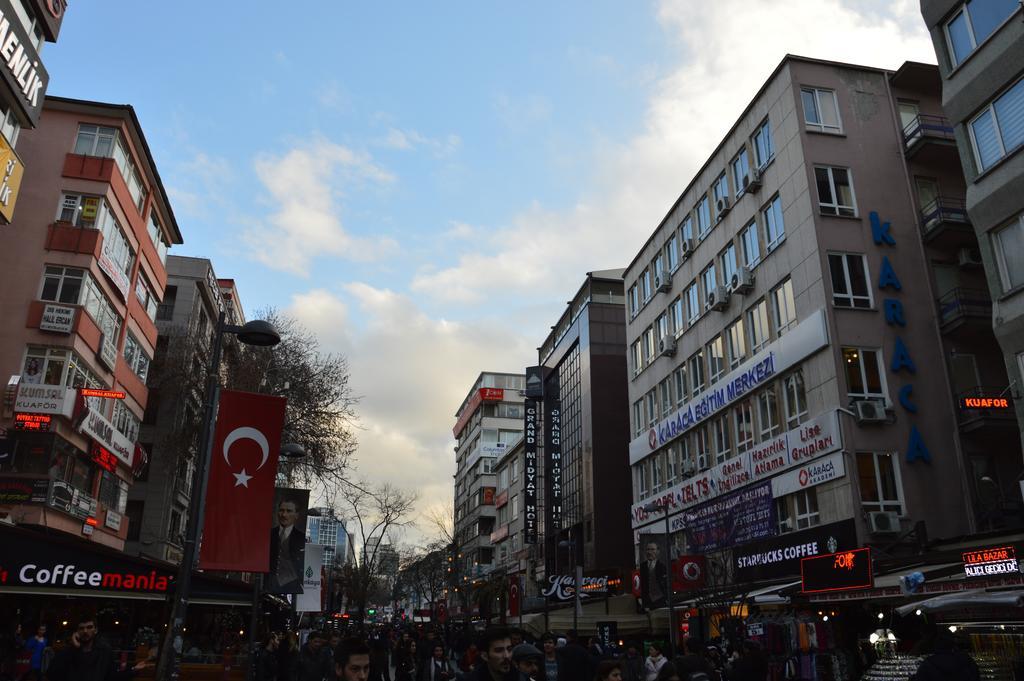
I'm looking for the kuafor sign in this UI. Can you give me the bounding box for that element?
[15,384,75,417]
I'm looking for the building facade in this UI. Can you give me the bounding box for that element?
[919,1,1024,448]
[624,55,1020,595]
[452,372,524,603]
[125,255,233,563]
[0,97,181,550]
[308,507,353,568]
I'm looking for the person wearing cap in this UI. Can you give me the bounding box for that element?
[511,643,543,681]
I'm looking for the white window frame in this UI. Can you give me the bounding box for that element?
[40,266,85,305]
[752,118,774,168]
[666,234,679,272]
[783,371,808,428]
[944,1,1021,68]
[857,451,905,514]
[969,75,1024,173]
[712,172,729,207]
[731,146,751,197]
[695,195,711,238]
[794,488,820,530]
[801,87,842,134]
[726,317,746,370]
[771,278,797,335]
[828,253,874,309]
[713,414,731,464]
[734,399,755,454]
[707,335,726,384]
[673,365,687,405]
[815,166,858,217]
[843,347,889,402]
[670,297,684,335]
[762,194,785,251]
[122,333,151,382]
[747,298,771,354]
[628,284,639,318]
[689,351,706,397]
[701,263,717,300]
[685,282,701,323]
[758,386,782,440]
[641,268,652,302]
[720,243,737,286]
[681,215,694,242]
[741,219,761,267]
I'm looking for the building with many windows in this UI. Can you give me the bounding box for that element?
[919,1,1024,450]
[308,506,354,568]
[0,97,181,549]
[624,55,1020,598]
[451,371,524,610]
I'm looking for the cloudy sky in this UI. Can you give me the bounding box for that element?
[47,0,936,542]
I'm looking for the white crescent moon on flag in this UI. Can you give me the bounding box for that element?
[223,427,270,471]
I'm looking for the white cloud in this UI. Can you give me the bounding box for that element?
[377,127,462,157]
[244,139,399,275]
[413,0,935,305]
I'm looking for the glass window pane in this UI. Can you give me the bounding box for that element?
[996,219,1024,289]
[833,169,853,208]
[877,453,899,501]
[844,348,865,394]
[864,350,882,394]
[820,91,839,128]
[971,110,1002,170]
[947,12,973,65]
[993,79,1024,155]
[815,168,833,206]
[849,256,869,298]
[968,0,1019,45]
[857,454,879,502]
[59,276,82,304]
[801,90,819,124]
[829,254,848,296]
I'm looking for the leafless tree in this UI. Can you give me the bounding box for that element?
[394,541,449,613]
[338,481,418,622]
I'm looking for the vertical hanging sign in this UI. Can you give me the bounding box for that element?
[545,380,562,532]
[523,397,539,545]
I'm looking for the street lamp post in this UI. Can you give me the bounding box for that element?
[156,313,281,681]
[644,500,675,657]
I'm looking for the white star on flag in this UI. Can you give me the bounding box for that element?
[233,469,253,487]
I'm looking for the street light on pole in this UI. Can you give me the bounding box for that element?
[156,313,281,681]
[644,499,675,657]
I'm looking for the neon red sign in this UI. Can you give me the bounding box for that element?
[79,388,126,400]
[14,413,51,431]
[801,548,873,593]
[91,444,118,472]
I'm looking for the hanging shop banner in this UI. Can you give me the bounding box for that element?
[198,390,288,573]
[734,519,858,582]
[0,0,49,126]
[801,548,873,594]
[14,384,75,417]
[682,480,775,554]
[39,303,74,333]
[962,546,1020,578]
[545,386,562,533]
[0,119,24,223]
[295,544,324,612]
[523,397,539,544]
[75,394,133,467]
[265,487,309,594]
[47,479,96,520]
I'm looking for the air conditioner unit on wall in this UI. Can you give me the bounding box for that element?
[659,335,677,357]
[868,511,901,534]
[716,196,731,219]
[730,267,754,294]
[697,454,709,470]
[681,238,695,260]
[745,168,764,193]
[854,399,887,424]
[705,286,731,312]
[656,272,672,293]
[957,248,982,268]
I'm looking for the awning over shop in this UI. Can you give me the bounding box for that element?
[895,589,1024,616]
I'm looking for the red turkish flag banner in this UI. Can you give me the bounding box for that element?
[631,570,642,598]
[198,390,287,571]
[508,576,521,617]
[672,555,707,591]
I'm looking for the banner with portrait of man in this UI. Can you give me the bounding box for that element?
[267,487,309,594]
[636,532,670,610]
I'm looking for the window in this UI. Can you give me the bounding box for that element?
[74,124,117,157]
[640,268,652,302]
[98,471,124,511]
[707,335,726,384]
[783,371,808,428]
[59,193,102,228]
[720,243,737,286]
[734,400,755,454]
[126,500,144,542]
[112,400,141,443]
[945,0,1019,67]
[829,253,872,308]
[653,254,665,281]
[747,299,771,354]
[628,284,639,318]
[40,266,84,304]
[633,400,644,437]
[498,468,509,490]
[670,297,684,334]
[776,497,793,534]
[135,276,158,321]
[148,214,169,264]
[631,340,643,376]
[643,327,657,365]
[801,87,841,133]
[695,195,711,237]
[726,317,746,369]
[667,445,682,484]
[656,312,670,342]
[81,275,121,350]
[0,100,20,147]
[752,119,774,168]
[511,457,519,481]
[59,194,136,281]
[762,195,785,250]
[713,415,731,464]
[701,263,717,300]
[651,453,664,492]
[740,220,760,267]
[689,350,706,397]
[511,495,519,519]
[123,334,151,382]
[771,278,797,335]
[22,347,100,389]
[815,167,857,217]
[673,365,687,405]
[659,377,673,417]
[857,452,904,514]
[712,173,729,208]
[994,214,1024,291]
[637,462,649,497]
[843,347,887,401]
[731,147,751,196]
[694,425,711,469]
[758,387,782,439]
[794,489,820,529]
[970,76,1024,172]
[645,389,657,426]
[666,234,679,272]
[681,215,694,242]
[685,281,700,323]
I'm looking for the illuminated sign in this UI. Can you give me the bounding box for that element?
[962,546,1019,578]
[79,388,126,400]
[90,444,118,473]
[542,574,622,600]
[523,398,538,544]
[14,413,50,431]
[801,548,873,593]
[959,396,1012,410]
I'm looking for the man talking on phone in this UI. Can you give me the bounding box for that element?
[46,617,150,681]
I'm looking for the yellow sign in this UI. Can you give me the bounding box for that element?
[82,196,99,221]
[0,132,24,224]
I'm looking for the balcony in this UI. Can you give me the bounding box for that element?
[902,115,957,160]
[920,197,973,248]
[937,288,991,334]
[46,222,102,256]
[956,386,1018,433]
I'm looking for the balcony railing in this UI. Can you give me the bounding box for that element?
[903,114,955,150]
[920,197,970,237]
[937,288,991,328]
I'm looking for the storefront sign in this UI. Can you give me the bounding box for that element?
[78,402,132,467]
[682,481,775,554]
[39,303,75,333]
[632,410,841,528]
[801,547,873,594]
[0,476,48,503]
[104,509,122,531]
[958,396,1012,410]
[14,384,75,417]
[542,574,620,600]
[453,387,505,437]
[523,398,538,544]
[47,479,97,520]
[481,441,508,456]
[962,546,1019,578]
[524,365,545,398]
[91,443,118,473]
[13,413,50,431]
[672,555,706,591]
[0,0,49,126]
[545,388,562,532]
[734,519,858,582]
[771,452,845,498]
[27,0,67,42]
[0,128,23,223]
[79,388,125,400]
[97,332,118,371]
[96,252,129,300]
[630,309,829,461]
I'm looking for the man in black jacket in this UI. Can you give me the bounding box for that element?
[469,629,518,681]
[268,499,306,593]
[911,631,979,681]
[292,632,333,681]
[46,618,148,681]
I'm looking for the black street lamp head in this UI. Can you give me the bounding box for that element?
[280,442,306,459]
[237,319,281,347]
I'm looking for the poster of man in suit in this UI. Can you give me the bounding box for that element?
[637,532,669,610]
[267,487,309,594]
